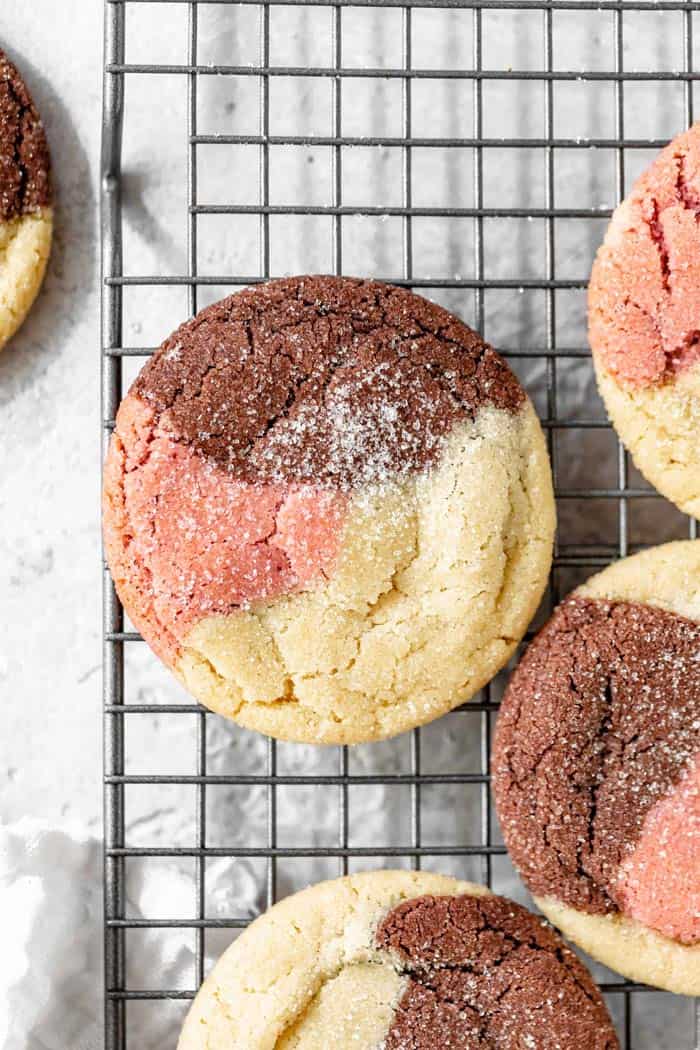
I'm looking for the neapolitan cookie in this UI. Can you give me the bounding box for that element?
[589,123,700,517]
[493,541,700,994]
[103,276,555,744]
[177,870,619,1049]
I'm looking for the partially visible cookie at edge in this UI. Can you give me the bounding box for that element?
[589,122,700,517]
[492,541,700,995]
[177,870,619,1049]
[0,48,52,351]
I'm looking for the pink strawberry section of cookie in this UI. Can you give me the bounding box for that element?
[590,122,700,388]
[616,752,700,945]
[103,394,347,664]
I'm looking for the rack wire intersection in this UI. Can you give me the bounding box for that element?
[102,1,700,1046]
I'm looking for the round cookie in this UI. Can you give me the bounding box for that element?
[103,276,555,744]
[492,541,700,995]
[0,49,52,350]
[589,123,700,517]
[177,870,619,1049]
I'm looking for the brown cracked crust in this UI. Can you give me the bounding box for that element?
[132,275,525,489]
[0,49,51,221]
[376,894,618,1049]
[492,596,700,917]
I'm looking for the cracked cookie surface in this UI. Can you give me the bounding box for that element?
[0,49,52,350]
[103,276,555,744]
[493,541,700,994]
[589,122,700,516]
[176,870,618,1050]
[131,273,525,486]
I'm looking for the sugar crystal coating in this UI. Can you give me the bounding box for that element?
[493,596,700,945]
[103,277,555,744]
[0,49,51,221]
[132,275,524,489]
[376,894,618,1049]
[590,122,700,388]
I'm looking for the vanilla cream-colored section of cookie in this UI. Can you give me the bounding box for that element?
[177,871,488,1050]
[594,362,700,519]
[0,208,52,350]
[576,538,700,621]
[536,897,700,997]
[177,401,555,744]
[276,963,405,1049]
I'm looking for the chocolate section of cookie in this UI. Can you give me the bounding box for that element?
[0,50,51,221]
[133,276,525,488]
[376,894,618,1049]
[493,596,700,916]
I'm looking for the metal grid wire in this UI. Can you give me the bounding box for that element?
[102,1,700,1047]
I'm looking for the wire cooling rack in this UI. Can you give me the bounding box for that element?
[102,1,700,1047]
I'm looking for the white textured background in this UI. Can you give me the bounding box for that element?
[0,1,698,1047]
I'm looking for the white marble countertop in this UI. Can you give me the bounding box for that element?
[0,1,102,832]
